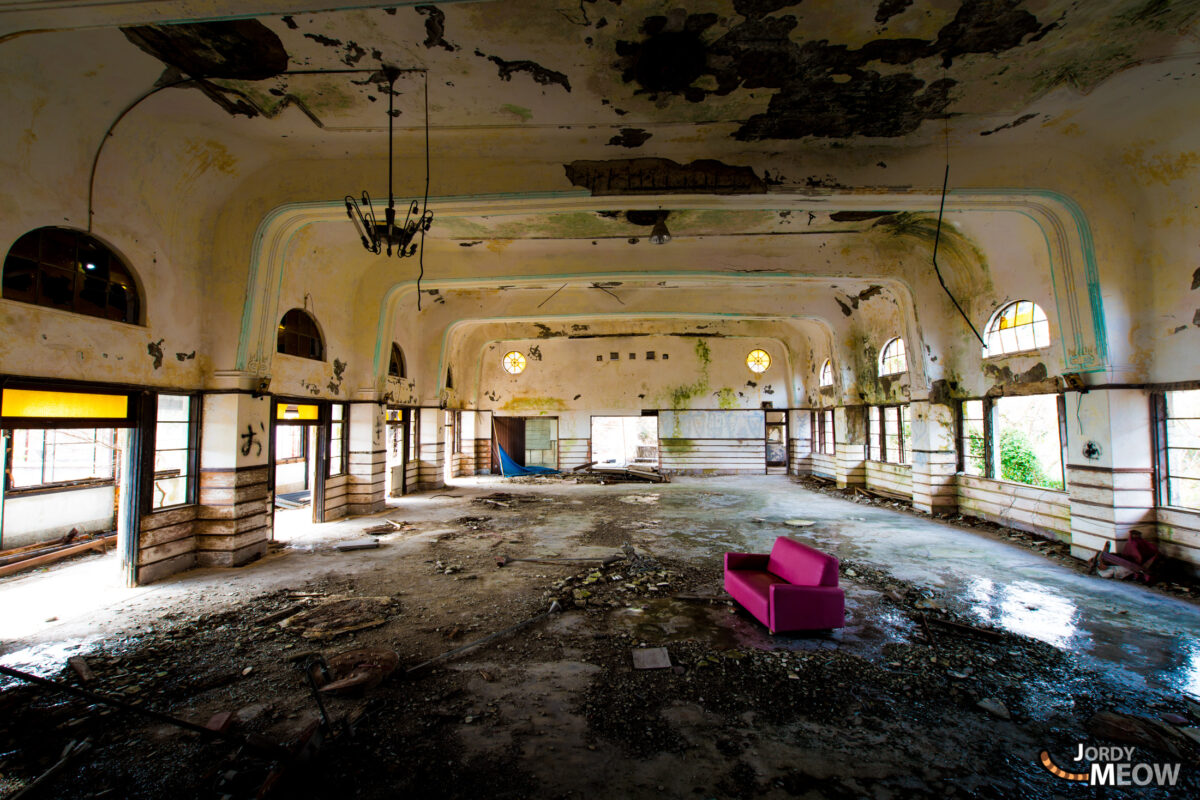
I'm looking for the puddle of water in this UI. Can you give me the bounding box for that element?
[963,578,1081,650]
[0,639,100,688]
[1170,640,1200,700]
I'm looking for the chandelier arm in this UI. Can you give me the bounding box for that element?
[345,195,371,250]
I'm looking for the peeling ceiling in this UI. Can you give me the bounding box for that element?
[72,0,1200,142]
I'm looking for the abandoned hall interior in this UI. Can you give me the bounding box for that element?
[2,0,1200,797]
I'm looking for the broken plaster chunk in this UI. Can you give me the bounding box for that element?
[976,698,1010,719]
[784,519,815,527]
[631,647,672,670]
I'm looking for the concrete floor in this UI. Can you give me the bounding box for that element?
[1,475,1197,798]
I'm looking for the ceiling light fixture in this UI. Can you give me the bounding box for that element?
[649,217,671,245]
[345,66,433,260]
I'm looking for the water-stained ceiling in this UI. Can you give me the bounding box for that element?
[45,0,1200,143]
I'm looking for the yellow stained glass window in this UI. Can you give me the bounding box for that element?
[747,349,771,373]
[2,388,128,419]
[819,359,833,387]
[277,403,319,420]
[502,351,527,374]
[985,300,1050,356]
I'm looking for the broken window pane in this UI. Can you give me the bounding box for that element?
[1165,389,1200,509]
[993,394,1063,490]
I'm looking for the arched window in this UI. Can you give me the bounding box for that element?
[985,300,1049,356]
[819,359,834,387]
[879,337,907,376]
[277,309,324,360]
[2,227,141,324]
[445,367,454,390]
[388,342,406,378]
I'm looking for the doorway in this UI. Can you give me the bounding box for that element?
[491,416,559,473]
[590,416,658,467]
[385,407,409,497]
[765,410,787,474]
[271,399,327,539]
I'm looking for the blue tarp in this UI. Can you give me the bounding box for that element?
[496,440,560,476]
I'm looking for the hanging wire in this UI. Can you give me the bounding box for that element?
[931,96,986,347]
[417,71,430,312]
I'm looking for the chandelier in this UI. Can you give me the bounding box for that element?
[345,67,433,258]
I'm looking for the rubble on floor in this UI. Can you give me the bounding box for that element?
[1,478,1198,798]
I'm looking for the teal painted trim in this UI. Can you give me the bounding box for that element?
[1038,191,1108,365]
[235,203,292,370]
[950,187,1108,371]
[243,189,594,375]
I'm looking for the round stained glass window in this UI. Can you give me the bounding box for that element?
[746,349,771,373]
[502,351,527,374]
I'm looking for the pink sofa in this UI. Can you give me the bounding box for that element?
[724,537,845,633]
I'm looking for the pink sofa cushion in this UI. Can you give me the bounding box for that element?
[725,567,787,623]
[766,536,839,587]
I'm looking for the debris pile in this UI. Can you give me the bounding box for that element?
[544,546,686,608]
[571,462,668,483]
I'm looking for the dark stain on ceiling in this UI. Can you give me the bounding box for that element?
[475,49,572,92]
[564,157,768,195]
[876,0,915,26]
[615,1,1055,139]
[417,5,458,51]
[122,20,289,80]
[607,128,653,148]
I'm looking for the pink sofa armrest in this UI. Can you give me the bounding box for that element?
[724,552,769,571]
[769,583,846,631]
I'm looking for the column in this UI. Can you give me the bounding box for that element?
[1064,389,1157,561]
[348,402,386,515]
[195,393,271,567]
[910,400,958,514]
[417,406,445,491]
[834,405,866,490]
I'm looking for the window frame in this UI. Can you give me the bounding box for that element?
[867,404,910,464]
[812,408,836,456]
[150,393,200,510]
[276,308,325,361]
[388,343,406,378]
[2,227,142,325]
[819,359,833,387]
[1153,390,1200,511]
[983,300,1051,358]
[961,394,1068,489]
[957,398,991,477]
[327,402,348,478]
[878,337,907,377]
[6,427,119,495]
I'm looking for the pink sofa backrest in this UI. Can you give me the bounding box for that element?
[767,536,839,587]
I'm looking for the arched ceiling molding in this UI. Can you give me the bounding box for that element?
[371,274,908,397]
[233,189,1105,386]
